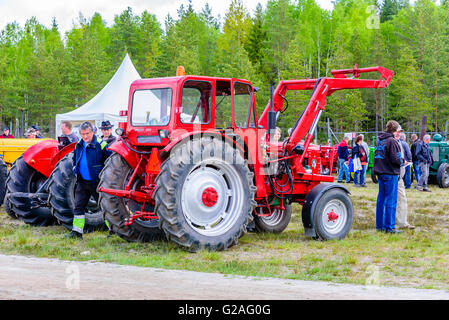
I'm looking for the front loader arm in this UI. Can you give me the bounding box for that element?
[259,65,394,156]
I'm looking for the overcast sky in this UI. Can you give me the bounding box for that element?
[0,0,335,36]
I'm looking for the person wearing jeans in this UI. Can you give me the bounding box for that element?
[337,135,351,183]
[352,135,368,187]
[373,121,403,233]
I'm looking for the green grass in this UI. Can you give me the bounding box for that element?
[1,179,449,291]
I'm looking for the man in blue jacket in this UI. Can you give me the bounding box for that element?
[66,121,112,239]
[373,121,403,233]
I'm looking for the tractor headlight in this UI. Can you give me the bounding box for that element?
[159,130,169,139]
[115,128,125,136]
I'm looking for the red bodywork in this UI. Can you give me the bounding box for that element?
[99,65,393,222]
[23,140,76,178]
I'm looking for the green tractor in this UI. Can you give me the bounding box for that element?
[428,134,449,188]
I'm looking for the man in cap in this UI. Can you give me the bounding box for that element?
[99,121,117,147]
[415,134,433,192]
[31,125,43,138]
[0,127,14,138]
[25,128,37,139]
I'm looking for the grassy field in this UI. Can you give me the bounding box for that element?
[1,179,448,291]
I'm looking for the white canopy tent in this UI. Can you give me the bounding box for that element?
[55,54,141,137]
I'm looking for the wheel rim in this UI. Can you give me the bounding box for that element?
[181,159,244,236]
[260,209,284,227]
[321,199,348,235]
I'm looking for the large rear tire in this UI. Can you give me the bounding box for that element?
[0,158,7,206]
[47,153,106,232]
[6,155,55,226]
[253,204,292,233]
[154,137,256,252]
[98,153,164,242]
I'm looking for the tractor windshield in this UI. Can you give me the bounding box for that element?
[131,88,172,126]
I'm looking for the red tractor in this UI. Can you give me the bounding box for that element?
[98,65,394,251]
[5,140,105,230]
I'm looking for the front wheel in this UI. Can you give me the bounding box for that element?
[313,188,353,240]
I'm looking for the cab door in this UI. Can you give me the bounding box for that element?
[231,79,267,197]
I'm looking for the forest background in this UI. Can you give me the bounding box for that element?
[0,0,448,140]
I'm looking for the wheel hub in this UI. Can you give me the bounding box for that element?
[327,209,339,222]
[202,187,219,207]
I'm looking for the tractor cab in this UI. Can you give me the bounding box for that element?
[118,74,260,156]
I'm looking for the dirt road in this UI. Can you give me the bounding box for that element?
[0,254,448,300]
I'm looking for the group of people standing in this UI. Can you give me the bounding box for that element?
[337,133,369,187]
[337,120,435,234]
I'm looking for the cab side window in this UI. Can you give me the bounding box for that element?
[180,80,212,124]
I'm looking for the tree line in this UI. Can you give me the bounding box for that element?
[1,0,448,138]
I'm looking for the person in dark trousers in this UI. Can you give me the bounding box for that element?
[415,134,433,192]
[99,121,117,147]
[0,127,14,138]
[337,135,351,183]
[410,134,421,183]
[65,121,112,239]
[373,121,403,234]
[352,135,368,187]
[399,133,412,189]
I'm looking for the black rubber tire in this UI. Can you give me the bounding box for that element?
[6,155,55,226]
[371,170,378,184]
[253,204,292,233]
[3,196,15,219]
[154,137,256,252]
[0,158,7,206]
[436,163,449,188]
[98,153,164,242]
[313,188,353,240]
[47,153,106,232]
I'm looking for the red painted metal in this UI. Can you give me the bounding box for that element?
[327,209,339,223]
[23,140,76,178]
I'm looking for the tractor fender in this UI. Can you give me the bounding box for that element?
[160,130,246,161]
[107,139,140,169]
[301,183,351,237]
[22,140,75,178]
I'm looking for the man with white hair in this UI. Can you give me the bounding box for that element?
[415,134,433,192]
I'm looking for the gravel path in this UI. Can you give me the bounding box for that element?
[0,254,448,300]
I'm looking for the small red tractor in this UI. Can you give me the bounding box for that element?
[97,65,394,251]
[5,140,105,230]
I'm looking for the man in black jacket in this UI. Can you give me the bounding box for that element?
[373,120,403,233]
[410,134,421,183]
[415,134,433,192]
